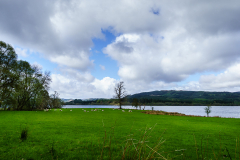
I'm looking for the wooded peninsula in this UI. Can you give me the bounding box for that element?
[64,90,240,106]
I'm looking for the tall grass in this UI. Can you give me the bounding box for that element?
[82,123,171,160]
[20,126,28,141]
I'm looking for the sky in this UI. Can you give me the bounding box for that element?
[1,0,240,99]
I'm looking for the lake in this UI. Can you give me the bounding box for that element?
[63,105,240,118]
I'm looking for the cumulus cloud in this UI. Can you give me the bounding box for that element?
[50,75,117,99]
[199,63,240,91]
[58,67,94,83]
[104,29,240,83]
[0,0,164,71]
[1,0,240,97]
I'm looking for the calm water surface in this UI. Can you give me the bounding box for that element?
[63,105,240,118]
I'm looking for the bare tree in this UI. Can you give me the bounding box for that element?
[114,81,126,109]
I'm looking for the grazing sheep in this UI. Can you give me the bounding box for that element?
[102,110,104,111]
[128,110,132,112]
[122,110,125,112]
[70,110,72,111]
[84,110,86,112]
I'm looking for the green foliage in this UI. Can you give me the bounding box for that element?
[0,40,55,111]
[204,105,212,117]
[49,91,63,108]
[0,41,19,109]
[132,98,139,109]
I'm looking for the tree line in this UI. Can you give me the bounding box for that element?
[0,41,62,110]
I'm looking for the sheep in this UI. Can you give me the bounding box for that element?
[128,110,132,112]
[70,110,72,111]
[122,110,125,112]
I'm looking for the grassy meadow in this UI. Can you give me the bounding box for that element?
[0,108,240,159]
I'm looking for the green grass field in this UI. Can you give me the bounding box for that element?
[0,108,240,159]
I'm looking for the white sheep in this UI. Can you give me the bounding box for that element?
[122,110,125,112]
[70,110,72,111]
[102,110,104,111]
[128,110,132,112]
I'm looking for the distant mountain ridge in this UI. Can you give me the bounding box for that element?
[127,90,240,105]
[64,90,240,106]
[128,90,240,99]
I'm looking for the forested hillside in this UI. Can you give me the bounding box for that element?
[127,90,240,106]
[65,90,240,106]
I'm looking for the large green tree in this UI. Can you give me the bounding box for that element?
[0,41,52,110]
[13,61,52,110]
[0,41,19,109]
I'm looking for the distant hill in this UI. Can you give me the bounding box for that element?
[64,90,240,106]
[127,90,240,106]
[129,90,240,99]
[62,99,74,102]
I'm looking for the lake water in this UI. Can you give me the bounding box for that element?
[63,105,240,118]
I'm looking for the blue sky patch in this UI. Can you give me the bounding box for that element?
[90,29,120,80]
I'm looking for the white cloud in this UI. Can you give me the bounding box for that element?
[50,52,94,70]
[15,47,28,57]
[1,0,240,97]
[104,30,240,83]
[50,74,117,99]
[199,63,240,91]
[99,65,105,70]
[31,62,43,70]
[173,81,201,91]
